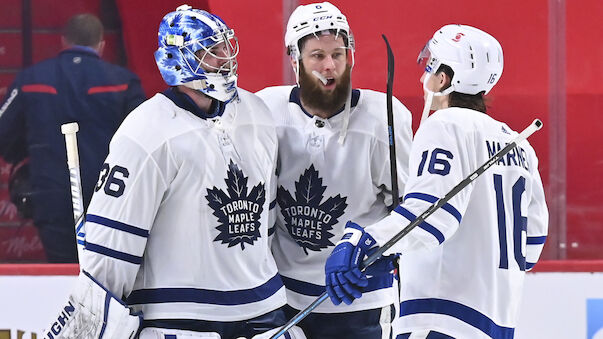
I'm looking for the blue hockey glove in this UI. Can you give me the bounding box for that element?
[364,249,396,277]
[325,221,378,305]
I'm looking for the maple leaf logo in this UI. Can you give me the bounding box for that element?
[206,160,265,250]
[277,165,347,254]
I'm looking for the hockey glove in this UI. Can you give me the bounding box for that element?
[325,221,378,305]
[364,249,396,277]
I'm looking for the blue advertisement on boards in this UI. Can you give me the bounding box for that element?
[587,299,603,339]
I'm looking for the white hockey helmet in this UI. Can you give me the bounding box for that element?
[284,2,355,60]
[417,24,503,95]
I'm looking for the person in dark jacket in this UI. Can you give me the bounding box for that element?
[0,13,146,263]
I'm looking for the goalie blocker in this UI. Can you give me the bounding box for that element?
[42,271,141,339]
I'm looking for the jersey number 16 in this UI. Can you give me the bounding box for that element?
[493,174,527,272]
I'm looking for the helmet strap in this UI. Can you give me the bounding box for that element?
[337,83,352,145]
[420,73,455,126]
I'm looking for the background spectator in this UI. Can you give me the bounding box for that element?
[0,13,145,263]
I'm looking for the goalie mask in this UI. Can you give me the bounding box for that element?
[155,5,239,103]
[285,2,355,83]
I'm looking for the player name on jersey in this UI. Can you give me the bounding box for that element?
[486,140,529,170]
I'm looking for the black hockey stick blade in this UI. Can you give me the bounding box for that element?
[382,34,400,208]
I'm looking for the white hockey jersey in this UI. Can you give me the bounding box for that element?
[366,108,549,338]
[80,88,286,322]
[256,85,413,313]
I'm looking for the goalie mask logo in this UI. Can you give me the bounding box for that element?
[277,165,347,254]
[207,160,265,250]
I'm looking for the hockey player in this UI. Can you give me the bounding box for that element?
[256,2,413,338]
[40,5,308,339]
[324,25,549,339]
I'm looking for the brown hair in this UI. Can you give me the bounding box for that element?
[63,13,104,47]
[438,64,488,113]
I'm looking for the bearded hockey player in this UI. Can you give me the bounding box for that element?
[325,24,548,339]
[256,2,413,338]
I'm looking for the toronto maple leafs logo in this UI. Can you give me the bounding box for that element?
[206,160,265,250]
[277,165,347,254]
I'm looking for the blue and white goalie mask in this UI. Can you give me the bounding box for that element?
[155,5,239,103]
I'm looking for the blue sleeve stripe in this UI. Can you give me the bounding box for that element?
[404,192,462,223]
[393,205,445,244]
[126,273,284,306]
[86,214,149,238]
[527,236,547,245]
[270,199,277,210]
[281,273,393,297]
[526,262,536,270]
[85,242,142,265]
[98,293,111,338]
[76,219,85,233]
[400,298,514,339]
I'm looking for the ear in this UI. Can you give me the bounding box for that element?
[95,40,106,57]
[436,72,451,92]
[61,36,70,49]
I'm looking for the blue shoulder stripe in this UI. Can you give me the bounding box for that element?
[527,236,547,245]
[126,273,284,306]
[86,214,149,238]
[85,242,143,265]
[400,298,514,339]
[404,192,462,223]
[394,205,445,244]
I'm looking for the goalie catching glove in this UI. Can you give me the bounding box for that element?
[42,271,141,339]
[325,221,391,305]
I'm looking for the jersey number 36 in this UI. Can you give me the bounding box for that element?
[95,163,130,198]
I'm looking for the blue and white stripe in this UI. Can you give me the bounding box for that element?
[126,273,284,306]
[84,214,149,264]
[400,298,514,339]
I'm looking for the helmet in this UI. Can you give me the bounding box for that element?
[154,5,239,103]
[284,2,354,60]
[417,24,503,95]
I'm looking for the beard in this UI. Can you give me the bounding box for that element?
[298,63,351,116]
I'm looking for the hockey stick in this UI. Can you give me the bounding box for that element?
[61,122,86,264]
[269,119,543,339]
[382,34,400,208]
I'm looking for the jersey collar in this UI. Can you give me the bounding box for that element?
[162,87,225,120]
[60,46,100,58]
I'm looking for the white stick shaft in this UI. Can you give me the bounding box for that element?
[61,122,85,263]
